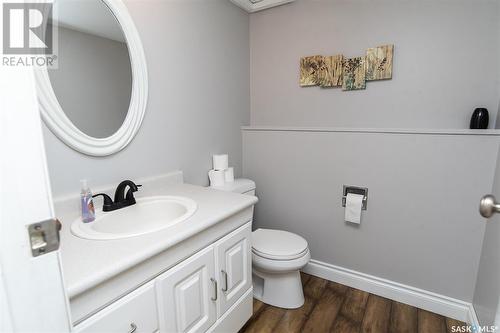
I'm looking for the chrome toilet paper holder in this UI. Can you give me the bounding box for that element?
[342,185,368,210]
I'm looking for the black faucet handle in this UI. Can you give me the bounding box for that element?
[92,193,114,211]
[125,184,142,202]
[128,184,142,194]
[114,180,140,203]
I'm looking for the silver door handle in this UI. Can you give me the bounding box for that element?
[221,270,228,292]
[479,194,500,218]
[210,278,218,301]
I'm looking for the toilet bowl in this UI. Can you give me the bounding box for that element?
[213,179,310,309]
[251,228,310,309]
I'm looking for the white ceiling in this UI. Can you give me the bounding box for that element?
[53,0,126,43]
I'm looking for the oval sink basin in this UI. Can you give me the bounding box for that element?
[71,196,197,240]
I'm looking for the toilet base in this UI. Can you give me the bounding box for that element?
[252,268,305,309]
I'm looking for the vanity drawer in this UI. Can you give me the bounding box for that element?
[74,282,158,333]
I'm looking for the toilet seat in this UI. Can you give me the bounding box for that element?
[252,247,309,261]
[252,228,308,260]
[252,247,311,273]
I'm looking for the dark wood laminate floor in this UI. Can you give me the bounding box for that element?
[239,273,467,333]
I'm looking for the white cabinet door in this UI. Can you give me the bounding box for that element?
[215,222,252,315]
[156,246,217,333]
[75,282,159,333]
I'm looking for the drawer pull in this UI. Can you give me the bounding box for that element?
[128,323,137,333]
[221,270,228,292]
[210,278,218,301]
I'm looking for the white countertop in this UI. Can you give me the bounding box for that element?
[57,178,257,299]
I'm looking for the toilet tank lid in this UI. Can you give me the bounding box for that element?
[213,178,255,194]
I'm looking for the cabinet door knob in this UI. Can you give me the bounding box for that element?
[221,270,228,292]
[479,194,500,218]
[128,323,137,333]
[210,278,218,301]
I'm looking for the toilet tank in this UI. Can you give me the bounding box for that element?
[214,179,256,196]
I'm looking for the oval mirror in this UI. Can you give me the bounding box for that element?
[36,0,148,156]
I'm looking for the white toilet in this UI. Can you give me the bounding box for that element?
[214,179,310,309]
[251,228,310,308]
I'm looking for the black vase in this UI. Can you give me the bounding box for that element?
[470,108,489,129]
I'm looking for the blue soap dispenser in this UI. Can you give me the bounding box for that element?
[80,180,96,223]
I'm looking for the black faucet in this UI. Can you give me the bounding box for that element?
[93,180,142,212]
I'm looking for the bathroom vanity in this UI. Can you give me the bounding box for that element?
[56,172,257,332]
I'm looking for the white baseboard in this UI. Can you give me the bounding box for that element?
[467,303,480,328]
[303,259,474,323]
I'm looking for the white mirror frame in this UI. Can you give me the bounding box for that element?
[36,0,148,156]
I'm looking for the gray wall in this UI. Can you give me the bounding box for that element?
[243,129,499,301]
[48,26,132,138]
[43,0,250,197]
[250,0,499,128]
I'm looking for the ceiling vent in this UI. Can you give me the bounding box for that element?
[230,0,295,13]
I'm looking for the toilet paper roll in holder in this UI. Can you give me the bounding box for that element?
[342,185,368,210]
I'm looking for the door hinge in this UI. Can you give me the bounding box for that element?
[28,219,61,257]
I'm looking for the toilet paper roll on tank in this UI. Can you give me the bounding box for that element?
[208,169,225,187]
[213,154,228,171]
[209,154,235,187]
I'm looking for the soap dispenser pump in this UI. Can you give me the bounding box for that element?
[80,180,96,223]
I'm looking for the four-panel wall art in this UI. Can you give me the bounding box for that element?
[300,44,394,91]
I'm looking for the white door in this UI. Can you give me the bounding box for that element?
[156,246,217,333]
[0,67,71,331]
[215,223,252,315]
[473,144,500,326]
